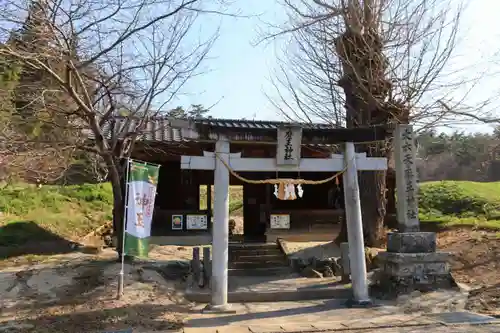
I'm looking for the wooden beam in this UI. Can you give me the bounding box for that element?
[180,154,387,172]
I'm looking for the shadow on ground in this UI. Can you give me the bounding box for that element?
[0,303,189,332]
[0,257,194,332]
[185,299,348,328]
[0,221,78,259]
[1,258,192,309]
[1,260,116,311]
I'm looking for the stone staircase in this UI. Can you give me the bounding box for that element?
[228,243,292,276]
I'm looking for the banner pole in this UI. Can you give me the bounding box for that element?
[118,158,131,300]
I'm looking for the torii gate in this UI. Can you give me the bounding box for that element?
[180,125,389,311]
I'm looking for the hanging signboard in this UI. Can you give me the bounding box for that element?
[270,214,291,229]
[186,214,208,230]
[276,126,302,166]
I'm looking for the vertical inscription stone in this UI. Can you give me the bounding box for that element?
[394,124,419,232]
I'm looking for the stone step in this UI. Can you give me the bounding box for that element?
[229,243,278,249]
[228,266,292,276]
[231,254,286,262]
[229,260,288,270]
[230,249,283,256]
[185,286,352,304]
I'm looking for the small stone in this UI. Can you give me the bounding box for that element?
[316,259,329,268]
[332,258,343,276]
[103,235,112,246]
[302,266,323,278]
[397,294,411,303]
[229,219,236,235]
[365,247,384,270]
[297,258,307,270]
[323,265,334,277]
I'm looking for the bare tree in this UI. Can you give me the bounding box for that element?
[0,0,226,254]
[262,0,492,245]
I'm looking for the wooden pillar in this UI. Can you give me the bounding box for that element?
[206,184,212,229]
[265,183,271,229]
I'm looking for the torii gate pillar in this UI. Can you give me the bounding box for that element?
[204,137,231,312]
[343,142,370,303]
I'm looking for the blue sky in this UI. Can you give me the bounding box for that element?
[173,0,500,134]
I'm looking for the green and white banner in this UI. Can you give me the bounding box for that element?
[124,160,160,257]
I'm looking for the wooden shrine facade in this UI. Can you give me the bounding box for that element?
[119,117,391,244]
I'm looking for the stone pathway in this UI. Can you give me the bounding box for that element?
[185,273,352,303]
[183,300,500,333]
[183,320,500,332]
[183,324,500,332]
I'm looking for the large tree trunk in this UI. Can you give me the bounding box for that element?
[358,143,387,247]
[333,24,391,246]
[334,167,386,247]
[385,168,397,229]
[334,79,388,247]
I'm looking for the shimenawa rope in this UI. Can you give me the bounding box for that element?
[214,153,350,185]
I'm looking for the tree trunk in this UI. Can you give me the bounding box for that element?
[334,167,386,247]
[334,210,348,245]
[334,100,388,246]
[105,156,126,259]
[358,169,386,247]
[334,179,348,244]
[384,168,397,229]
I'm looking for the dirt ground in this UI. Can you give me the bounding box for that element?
[0,227,498,332]
[437,229,500,316]
[0,248,195,333]
[282,228,500,316]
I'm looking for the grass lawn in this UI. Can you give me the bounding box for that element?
[0,183,113,246]
[0,184,245,248]
[1,180,499,250]
[419,181,500,230]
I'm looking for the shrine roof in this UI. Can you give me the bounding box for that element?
[96,116,389,144]
[193,118,336,130]
[97,116,338,142]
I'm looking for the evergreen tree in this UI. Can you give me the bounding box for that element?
[165,104,210,119]
[9,0,79,142]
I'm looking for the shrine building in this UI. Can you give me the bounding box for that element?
[113,117,388,245]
